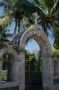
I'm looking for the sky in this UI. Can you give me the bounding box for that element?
[0,6,54,53]
[25,39,40,53]
[0,6,4,16]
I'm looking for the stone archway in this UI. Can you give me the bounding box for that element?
[20,25,53,90]
[0,46,20,82]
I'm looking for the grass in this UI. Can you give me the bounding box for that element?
[2,70,7,81]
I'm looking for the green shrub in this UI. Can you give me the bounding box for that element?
[52,49,59,55]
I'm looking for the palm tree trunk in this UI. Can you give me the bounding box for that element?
[18,19,20,35]
[14,19,17,35]
[14,18,20,35]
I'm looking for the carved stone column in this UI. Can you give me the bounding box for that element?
[7,59,16,82]
[9,56,20,82]
[18,49,25,90]
[42,53,53,90]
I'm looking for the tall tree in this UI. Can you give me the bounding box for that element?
[34,0,59,35]
[0,25,10,48]
[0,0,39,35]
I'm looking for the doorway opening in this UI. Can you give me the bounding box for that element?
[2,52,13,82]
[25,38,42,90]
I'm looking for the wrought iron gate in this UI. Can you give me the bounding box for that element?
[25,57,42,90]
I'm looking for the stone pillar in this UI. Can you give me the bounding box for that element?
[18,50,25,90]
[48,55,54,90]
[9,57,20,82]
[0,59,3,82]
[58,58,59,75]
[7,59,16,81]
[42,54,53,90]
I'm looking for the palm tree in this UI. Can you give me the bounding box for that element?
[0,16,12,26]
[34,0,59,35]
[0,25,9,48]
[0,0,59,48]
[0,0,39,36]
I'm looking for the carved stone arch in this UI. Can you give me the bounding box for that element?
[20,25,51,54]
[19,25,53,90]
[0,46,19,82]
[0,47,18,60]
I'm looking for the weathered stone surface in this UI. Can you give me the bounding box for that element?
[0,25,58,90]
[20,25,53,90]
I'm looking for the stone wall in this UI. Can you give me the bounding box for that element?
[0,25,57,90]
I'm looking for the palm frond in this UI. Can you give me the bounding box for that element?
[50,0,59,13]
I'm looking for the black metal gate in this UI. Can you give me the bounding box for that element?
[25,71,42,90]
[25,56,42,90]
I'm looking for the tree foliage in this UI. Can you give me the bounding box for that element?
[0,0,59,49]
[0,0,39,35]
[34,0,59,35]
[25,51,42,72]
[52,49,59,55]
